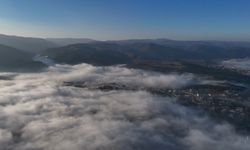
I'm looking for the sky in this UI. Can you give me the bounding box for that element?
[0,0,249,41]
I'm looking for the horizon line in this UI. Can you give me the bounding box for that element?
[1,33,250,43]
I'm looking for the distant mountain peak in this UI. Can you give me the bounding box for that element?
[0,34,57,53]
[46,38,96,46]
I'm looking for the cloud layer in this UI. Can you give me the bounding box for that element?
[222,58,250,74]
[0,63,249,150]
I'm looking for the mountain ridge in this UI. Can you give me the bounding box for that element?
[0,34,57,53]
[0,44,45,71]
[42,42,250,65]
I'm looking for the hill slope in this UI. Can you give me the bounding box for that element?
[46,38,96,46]
[43,43,131,65]
[0,44,45,71]
[42,42,250,65]
[0,34,57,53]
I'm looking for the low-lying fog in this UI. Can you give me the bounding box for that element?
[0,64,249,150]
[222,58,250,73]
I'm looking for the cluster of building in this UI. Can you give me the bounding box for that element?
[150,86,250,133]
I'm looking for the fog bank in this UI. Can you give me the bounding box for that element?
[0,63,249,150]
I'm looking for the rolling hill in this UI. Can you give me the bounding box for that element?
[0,34,57,53]
[42,41,250,65]
[0,44,45,71]
[46,38,96,46]
[42,43,131,65]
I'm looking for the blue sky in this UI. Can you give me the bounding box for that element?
[0,0,249,40]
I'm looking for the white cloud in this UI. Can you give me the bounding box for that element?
[222,58,250,74]
[0,63,249,150]
[48,63,195,89]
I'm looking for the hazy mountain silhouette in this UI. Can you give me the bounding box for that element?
[46,38,96,46]
[0,34,57,53]
[112,39,250,48]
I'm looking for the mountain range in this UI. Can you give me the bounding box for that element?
[1,33,250,69]
[42,41,250,65]
[46,38,96,46]
[0,34,96,53]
